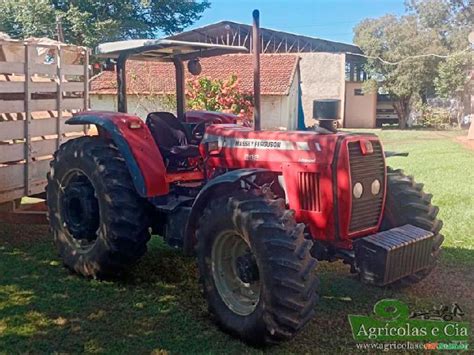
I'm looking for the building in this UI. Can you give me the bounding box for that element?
[91,54,301,130]
[168,21,378,128]
[91,21,380,129]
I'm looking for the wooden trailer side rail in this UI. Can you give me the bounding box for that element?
[0,40,90,207]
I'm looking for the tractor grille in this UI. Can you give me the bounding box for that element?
[298,172,320,211]
[348,140,385,232]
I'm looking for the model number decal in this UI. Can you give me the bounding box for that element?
[244,154,260,161]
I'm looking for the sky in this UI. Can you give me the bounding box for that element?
[187,0,406,45]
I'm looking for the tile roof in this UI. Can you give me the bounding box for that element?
[90,54,299,96]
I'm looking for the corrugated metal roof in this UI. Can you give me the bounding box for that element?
[167,21,362,54]
[95,38,247,61]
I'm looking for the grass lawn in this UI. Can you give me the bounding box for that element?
[0,129,473,353]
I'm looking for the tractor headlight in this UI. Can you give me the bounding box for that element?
[353,182,363,199]
[371,179,381,195]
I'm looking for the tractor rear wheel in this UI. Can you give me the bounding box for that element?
[380,167,444,286]
[47,136,151,278]
[196,193,319,344]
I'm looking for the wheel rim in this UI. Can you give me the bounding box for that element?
[211,230,261,316]
[59,169,100,252]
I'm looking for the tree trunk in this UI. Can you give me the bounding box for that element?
[393,98,410,129]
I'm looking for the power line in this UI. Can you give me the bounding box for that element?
[346,48,471,65]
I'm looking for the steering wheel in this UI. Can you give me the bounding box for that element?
[191,117,222,142]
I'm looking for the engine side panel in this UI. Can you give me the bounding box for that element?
[202,125,340,240]
[202,125,386,245]
[67,110,169,197]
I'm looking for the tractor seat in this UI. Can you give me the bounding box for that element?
[146,112,200,159]
[169,145,200,158]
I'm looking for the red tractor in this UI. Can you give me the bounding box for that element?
[47,11,443,344]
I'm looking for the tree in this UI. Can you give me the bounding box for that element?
[354,0,471,128]
[405,0,471,50]
[407,0,471,104]
[0,0,56,39]
[0,0,210,48]
[434,53,470,98]
[354,15,442,128]
[186,75,254,124]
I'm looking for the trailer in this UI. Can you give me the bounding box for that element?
[0,39,89,222]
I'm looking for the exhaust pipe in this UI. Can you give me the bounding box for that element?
[313,99,340,133]
[252,9,261,131]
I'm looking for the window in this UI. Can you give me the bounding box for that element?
[354,88,364,96]
[345,61,368,82]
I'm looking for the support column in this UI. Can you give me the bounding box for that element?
[117,53,128,113]
[174,58,186,121]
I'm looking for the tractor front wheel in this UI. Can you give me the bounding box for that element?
[47,136,151,278]
[380,167,444,286]
[196,193,319,344]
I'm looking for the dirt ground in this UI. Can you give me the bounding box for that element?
[456,135,474,150]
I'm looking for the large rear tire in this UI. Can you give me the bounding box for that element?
[196,193,319,344]
[47,136,151,278]
[380,167,444,286]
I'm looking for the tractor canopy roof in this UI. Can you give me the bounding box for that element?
[95,39,247,62]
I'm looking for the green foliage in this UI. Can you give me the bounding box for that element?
[405,0,471,50]
[186,75,254,123]
[0,0,56,38]
[354,14,443,128]
[417,104,453,128]
[0,0,210,48]
[434,53,470,98]
[353,0,471,128]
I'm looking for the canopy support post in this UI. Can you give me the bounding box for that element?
[117,53,128,113]
[174,58,186,121]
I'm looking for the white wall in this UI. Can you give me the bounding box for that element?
[299,53,346,127]
[91,79,299,130]
[90,94,176,121]
[344,82,377,128]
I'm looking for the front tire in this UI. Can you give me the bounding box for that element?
[47,136,151,278]
[380,167,444,286]
[196,193,319,344]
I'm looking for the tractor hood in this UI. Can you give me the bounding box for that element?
[202,124,372,167]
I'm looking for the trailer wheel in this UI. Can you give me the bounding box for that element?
[47,136,150,278]
[380,167,444,286]
[196,193,319,344]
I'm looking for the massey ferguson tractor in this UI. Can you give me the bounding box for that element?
[47,11,443,344]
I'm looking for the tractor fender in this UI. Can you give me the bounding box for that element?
[67,110,168,197]
[183,168,275,255]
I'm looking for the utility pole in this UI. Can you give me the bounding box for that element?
[55,15,64,43]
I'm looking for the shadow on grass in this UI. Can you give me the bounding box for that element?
[0,222,473,353]
[0,223,243,353]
